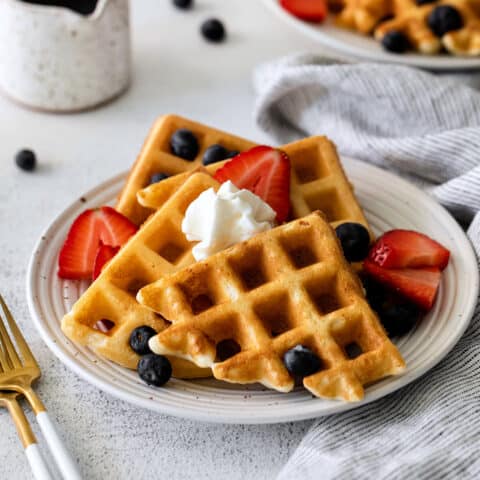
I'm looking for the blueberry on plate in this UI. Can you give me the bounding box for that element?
[381,30,410,53]
[379,302,420,337]
[149,172,169,184]
[427,5,463,37]
[129,326,157,355]
[172,0,193,9]
[201,18,226,43]
[15,149,36,171]
[170,129,199,161]
[137,354,172,386]
[202,144,229,165]
[335,222,371,262]
[361,275,386,313]
[283,345,321,378]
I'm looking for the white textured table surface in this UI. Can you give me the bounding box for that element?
[0,1,327,479]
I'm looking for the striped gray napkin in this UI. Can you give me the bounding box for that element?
[252,55,480,480]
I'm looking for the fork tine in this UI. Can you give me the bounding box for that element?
[0,295,32,369]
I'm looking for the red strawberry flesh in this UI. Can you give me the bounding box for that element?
[58,206,137,280]
[363,259,441,311]
[92,243,120,281]
[280,0,328,22]
[369,229,450,270]
[213,145,291,222]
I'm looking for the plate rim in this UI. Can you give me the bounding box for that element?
[262,0,480,71]
[26,158,479,424]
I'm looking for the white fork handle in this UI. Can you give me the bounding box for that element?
[37,411,83,480]
[25,444,54,480]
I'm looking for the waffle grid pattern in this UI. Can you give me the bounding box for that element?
[141,212,404,401]
[138,135,372,236]
[116,114,256,226]
[61,173,220,378]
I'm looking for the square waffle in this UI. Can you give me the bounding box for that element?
[138,135,372,235]
[138,211,405,401]
[116,114,256,226]
[61,172,222,378]
[333,0,480,55]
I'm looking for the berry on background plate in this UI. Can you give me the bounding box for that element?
[15,149,37,171]
[279,0,328,22]
[213,145,291,222]
[58,206,137,280]
[201,18,226,42]
[137,354,172,387]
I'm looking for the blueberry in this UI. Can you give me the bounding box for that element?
[170,129,199,161]
[283,345,321,378]
[201,18,226,43]
[335,223,371,262]
[381,30,410,53]
[149,172,169,184]
[137,353,172,386]
[15,149,36,171]
[172,0,193,9]
[378,303,419,337]
[129,326,157,355]
[202,144,229,165]
[226,150,239,159]
[427,6,463,37]
[362,276,386,312]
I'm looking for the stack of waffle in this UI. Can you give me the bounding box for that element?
[61,114,405,401]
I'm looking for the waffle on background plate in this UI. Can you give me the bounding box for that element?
[138,211,405,401]
[62,114,381,390]
[333,0,480,55]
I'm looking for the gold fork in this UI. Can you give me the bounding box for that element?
[0,294,82,480]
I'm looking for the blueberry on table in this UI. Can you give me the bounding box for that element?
[201,18,226,43]
[378,303,420,337]
[129,326,157,355]
[283,345,321,378]
[137,354,172,386]
[15,149,36,171]
[335,223,371,262]
[381,30,410,53]
[202,144,229,165]
[170,128,199,161]
[149,172,169,184]
[428,6,463,37]
[172,0,193,9]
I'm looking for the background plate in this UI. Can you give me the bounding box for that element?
[263,0,480,71]
[27,158,478,424]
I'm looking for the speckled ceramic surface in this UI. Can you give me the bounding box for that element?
[0,0,131,112]
[26,158,479,424]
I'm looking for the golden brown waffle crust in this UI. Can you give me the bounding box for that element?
[138,211,405,402]
[115,114,257,226]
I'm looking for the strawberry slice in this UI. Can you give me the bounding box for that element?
[363,259,441,311]
[369,230,450,270]
[58,206,137,280]
[92,243,120,281]
[280,0,328,22]
[213,145,290,222]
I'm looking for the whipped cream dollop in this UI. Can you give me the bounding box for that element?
[182,180,276,261]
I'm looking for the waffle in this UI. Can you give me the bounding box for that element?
[116,114,256,226]
[138,136,372,236]
[61,172,222,378]
[333,0,480,55]
[138,212,405,401]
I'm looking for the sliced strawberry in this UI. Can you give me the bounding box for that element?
[369,229,450,270]
[363,259,441,311]
[92,243,120,281]
[213,145,290,222]
[280,0,328,22]
[58,206,137,280]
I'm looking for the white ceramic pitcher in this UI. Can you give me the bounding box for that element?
[0,0,131,112]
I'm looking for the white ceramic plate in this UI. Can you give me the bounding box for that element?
[27,158,478,424]
[263,0,480,71]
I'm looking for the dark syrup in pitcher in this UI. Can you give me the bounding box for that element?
[20,0,98,15]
